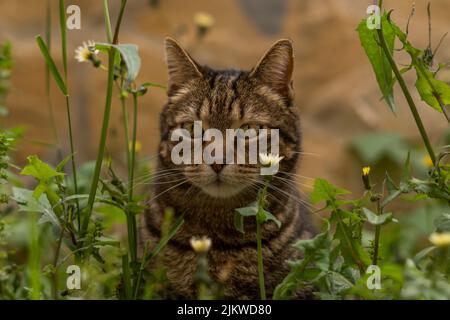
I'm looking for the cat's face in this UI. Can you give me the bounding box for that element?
[158,38,301,199]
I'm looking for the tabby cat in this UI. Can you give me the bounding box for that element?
[139,38,316,299]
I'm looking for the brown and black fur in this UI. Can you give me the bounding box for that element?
[139,38,317,299]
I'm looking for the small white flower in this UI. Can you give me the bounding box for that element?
[190,236,212,253]
[259,153,284,168]
[75,40,99,63]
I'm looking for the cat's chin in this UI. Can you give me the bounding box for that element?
[199,181,245,199]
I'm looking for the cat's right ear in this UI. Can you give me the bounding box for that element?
[165,38,203,96]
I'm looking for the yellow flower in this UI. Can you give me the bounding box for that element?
[429,232,450,247]
[194,12,215,29]
[422,155,433,168]
[190,236,212,253]
[75,40,99,63]
[362,166,371,176]
[259,153,284,168]
[129,140,142,153]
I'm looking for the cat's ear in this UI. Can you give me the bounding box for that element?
[250,39,294,95]
[165,37,203,95]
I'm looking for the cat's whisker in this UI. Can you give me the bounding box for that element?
[145,179,190,205]
[126,169,184,186]
[289,151,322,157]
[278,171,315,181]
[248,178,315,211]
[128,168,182,184]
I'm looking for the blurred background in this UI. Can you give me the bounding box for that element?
[0,0,449,195]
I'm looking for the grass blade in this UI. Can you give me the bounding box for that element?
[35,35,67,96]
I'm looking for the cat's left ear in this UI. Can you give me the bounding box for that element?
[250,39,294,96]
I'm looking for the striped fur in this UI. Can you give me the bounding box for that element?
[139,38,316,299]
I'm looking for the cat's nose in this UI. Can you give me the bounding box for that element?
[211,163,224,173]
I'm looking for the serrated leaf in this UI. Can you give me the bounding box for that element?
[390,19,450,113]
[357,13,396,113]
[21,155,64,182]
[310,179,350,205]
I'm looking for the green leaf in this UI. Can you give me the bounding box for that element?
[310,179,350,205]
[144,215,184,267]
[357,13,396,113]
[21,155,64,182]
[415,67,450,112]
[96,43,141,85]
[235,203,258,217]
[274,229,332,299]
[362,207,395,225]
[55,154,72,173]
[35,35,67,96]
[264,210,282,228]
[12,187,60,227]
[234,212,244,233]
[390,19,450,113]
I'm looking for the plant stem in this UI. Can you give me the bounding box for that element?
[65,96,80,229]
[113,0,128,45]
[103,0,113,43]
[129,94,138,201]
[377,2,436,165]
[81,0,128,237]
[81,48,115,236]
[120,92,131,178]
[52,230,64,299]
[372,200,382,266]
[256,183,268,300]
[29,213,41,300]
[127,93,138,263]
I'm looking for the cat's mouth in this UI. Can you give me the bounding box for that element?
[201,179,245,198]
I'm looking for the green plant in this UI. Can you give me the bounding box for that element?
[274,0,450,300]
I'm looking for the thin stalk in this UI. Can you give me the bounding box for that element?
[126,93,138,263]
[65,96,80,229]
[113,0,128,45]
[119,91,131,179]
[377,1,436,165]
[59,0,80,225]
[52,231,64,300]
[103,0,113,43]
[81,48,115,235]
[372,200,382,266]
[256,183,268,300]
[129,94,138,200]
[29,213,41,300]
[45,0,60,151]
[81,0,128,236]
[133,240,150,299]
[335,211,366,274]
